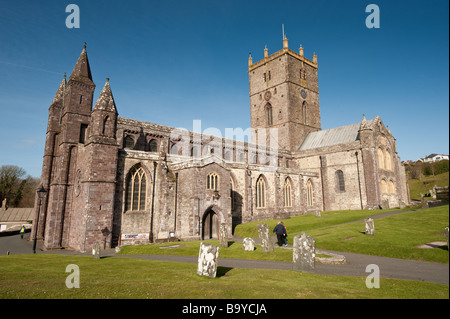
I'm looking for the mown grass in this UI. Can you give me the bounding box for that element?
[407,171,449,201]
[121,205,449,263]
[309,205,449,263]
[233,207,411,239]
[0,254,447,299]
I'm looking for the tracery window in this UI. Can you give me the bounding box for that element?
[256,175,266,208]
[125,166,147,211]
[207,172,219,191]
[284,178,292,207]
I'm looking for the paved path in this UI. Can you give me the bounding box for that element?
[1,232,448,285]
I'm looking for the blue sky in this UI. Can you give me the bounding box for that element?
[0,0,448,178]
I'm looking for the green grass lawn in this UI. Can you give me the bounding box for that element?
[121,205,449,263]
[408,171,449,201]
[233,207,411,239]
[0,254,447,299]
[308,205,449,263]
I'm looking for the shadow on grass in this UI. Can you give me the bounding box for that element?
[216,266,233,277]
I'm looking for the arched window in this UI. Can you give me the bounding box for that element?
[377,148,385,169]
[170,143,178,155]
[102,115,109,135]
[266,103,273,126]
[148,139,158,152]
[302,101,307,124]
[306,179,314,207]
[224,151,231,161]
[207,172,219,191]
[256,175,266,208]
[385,151,392,171]
[388,180,395,194]
[336,170,345,192]
[284,178,292,207]
[125,166,147,211]
[124,135,135,149]
[380,179,388,194]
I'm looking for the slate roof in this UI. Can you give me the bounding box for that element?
[298,118,375,151]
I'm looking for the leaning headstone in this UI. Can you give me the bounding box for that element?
[92,242,100,259]
[197,242,219,278]
[421,197,429,209]
[242,238,255,251]
[292,232,315,272]
[219,224,228,248]
[445,227,449,249]
[257,223,274,253]
[365,218,375,235]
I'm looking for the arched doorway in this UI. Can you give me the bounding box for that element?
[202,208,219,240]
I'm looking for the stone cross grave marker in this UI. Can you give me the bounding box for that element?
[292,232,315,272]
[257,223,274,253]
[219,224,228,248]
[365,218,375,235]
[243,237,255,251]
[197,242,219,278]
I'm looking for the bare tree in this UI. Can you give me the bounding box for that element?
[0,165,27,208]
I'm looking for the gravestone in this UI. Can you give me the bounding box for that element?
[381,199,389,209]
[257,223,274,253]
[315,211,321,217]
[92,242,100,259]
[445,227,449,249]
[242,238,255,251]
[421,197,429,209]
[197,242,219,278]
[365,218,375,235]
[292,232,315,272]
[219,224,228,248]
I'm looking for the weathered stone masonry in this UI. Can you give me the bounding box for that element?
[32,37,410,252]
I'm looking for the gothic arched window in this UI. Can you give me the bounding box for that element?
[256,175,266,208]
[336,170,345,192]
[125,166,147,211]
[207,172,219,191]
[306,179,314,207]
[266,103,273,126]
[378,148,385,169]
[380,179,388,194]
[284,178,292,207]
[148,139,158,152]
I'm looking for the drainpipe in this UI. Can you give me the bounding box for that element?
[150,161,157,242]
[173,172,178,236]
[355,151,364,210]
[319,156,326,211]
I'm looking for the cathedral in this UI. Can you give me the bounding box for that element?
[32,37,410,252]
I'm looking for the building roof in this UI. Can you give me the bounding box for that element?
[298,118,376,151]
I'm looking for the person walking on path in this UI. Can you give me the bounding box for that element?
[281,222,288,246]
[273,221,286,247]
[20,225,26,239]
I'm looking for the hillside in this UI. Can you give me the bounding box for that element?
[407,171,449,201]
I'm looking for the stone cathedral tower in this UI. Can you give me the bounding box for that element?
[32,45,120,252]
[248,36,321,152]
